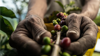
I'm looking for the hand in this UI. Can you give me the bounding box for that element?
[63,13,98,56]
[9,15,51,56]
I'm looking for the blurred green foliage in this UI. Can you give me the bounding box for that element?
[94,15,100,26]
[44,1,81,23]
[0,6,18,56]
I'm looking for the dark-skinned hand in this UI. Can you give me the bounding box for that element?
[9,15,51,56]
[62,13,98,56]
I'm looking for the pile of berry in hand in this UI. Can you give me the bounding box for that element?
[51,12,71,48]
[41,12,76,56]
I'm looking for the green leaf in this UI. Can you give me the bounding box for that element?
[12,19,18,30]
[64,5,81,13]
[55,1,64,11]
[94,18,100,26]
[3,16,18,30]
[48,11,59,22]
[0,31,7,45]
[0,15,14,37]
[0,7,16,18]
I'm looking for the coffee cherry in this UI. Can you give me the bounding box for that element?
[64,12,67,15]
[41,45,51,54]
[59,20,66,25]
[64,15,67,18]
[43,37,51,45]
[54,24,61,31]
[53,22,58,26]
[60,37,71,48]
[52,20,57,22]
[61,17,65,20]
[61,25,68,33]
[56,12,64,18]
[53,20,58,26]
[51,30,56,36]
[56,18,61,23]
[62,52,70,56]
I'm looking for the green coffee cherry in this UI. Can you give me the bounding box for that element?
[61,25,68,32]
[53,22,58,26]
[43,37,51,45]
[62,52,70,56]
[51,30,56,36]
[41,45,51,54]
[56,18,61,23]
[53,20,58,26]
[64,12,67,16]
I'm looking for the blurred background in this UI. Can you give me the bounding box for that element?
[0,0,100,56]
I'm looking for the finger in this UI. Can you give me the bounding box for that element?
[65,17,98,55]
[65,13,81,40]
[78,16,98,51]
[9,30,42,56]
[24,17,51,42]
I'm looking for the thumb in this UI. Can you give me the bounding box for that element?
[65,13,81,41]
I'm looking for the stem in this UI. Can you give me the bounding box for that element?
[51,31,61,56]
[55,32,61,45]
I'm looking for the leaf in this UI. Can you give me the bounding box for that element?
[0,15,14,37]
[55,1,64,11]
[0,7,16,18]
[48,11,59,23]
[64,5,81,14]
[3,16,18,30]
[0,31,8,45]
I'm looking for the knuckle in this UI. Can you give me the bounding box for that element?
[9,32,17,47]
[70,13,77,18]
[10,32,18,41]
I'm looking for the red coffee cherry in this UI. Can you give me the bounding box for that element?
[60,37,71,48]
[54,24,61,31]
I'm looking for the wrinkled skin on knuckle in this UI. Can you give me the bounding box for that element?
[78,16,98,54]
[66,13,82,40]
[9,17,48,56]
[9,19,32,47]
[66,15,98,55]
[65,13,77,24]
[81,16,98,36]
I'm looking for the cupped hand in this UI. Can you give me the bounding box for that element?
[62,13,98,56]
[9,15,51,56]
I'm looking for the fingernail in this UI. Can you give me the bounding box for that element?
[66,31,79,40]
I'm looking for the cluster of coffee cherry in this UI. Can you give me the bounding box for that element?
[41,36,52,55]
[51,12,71,48]
[51,12,71,56]
[41,12,76,56]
